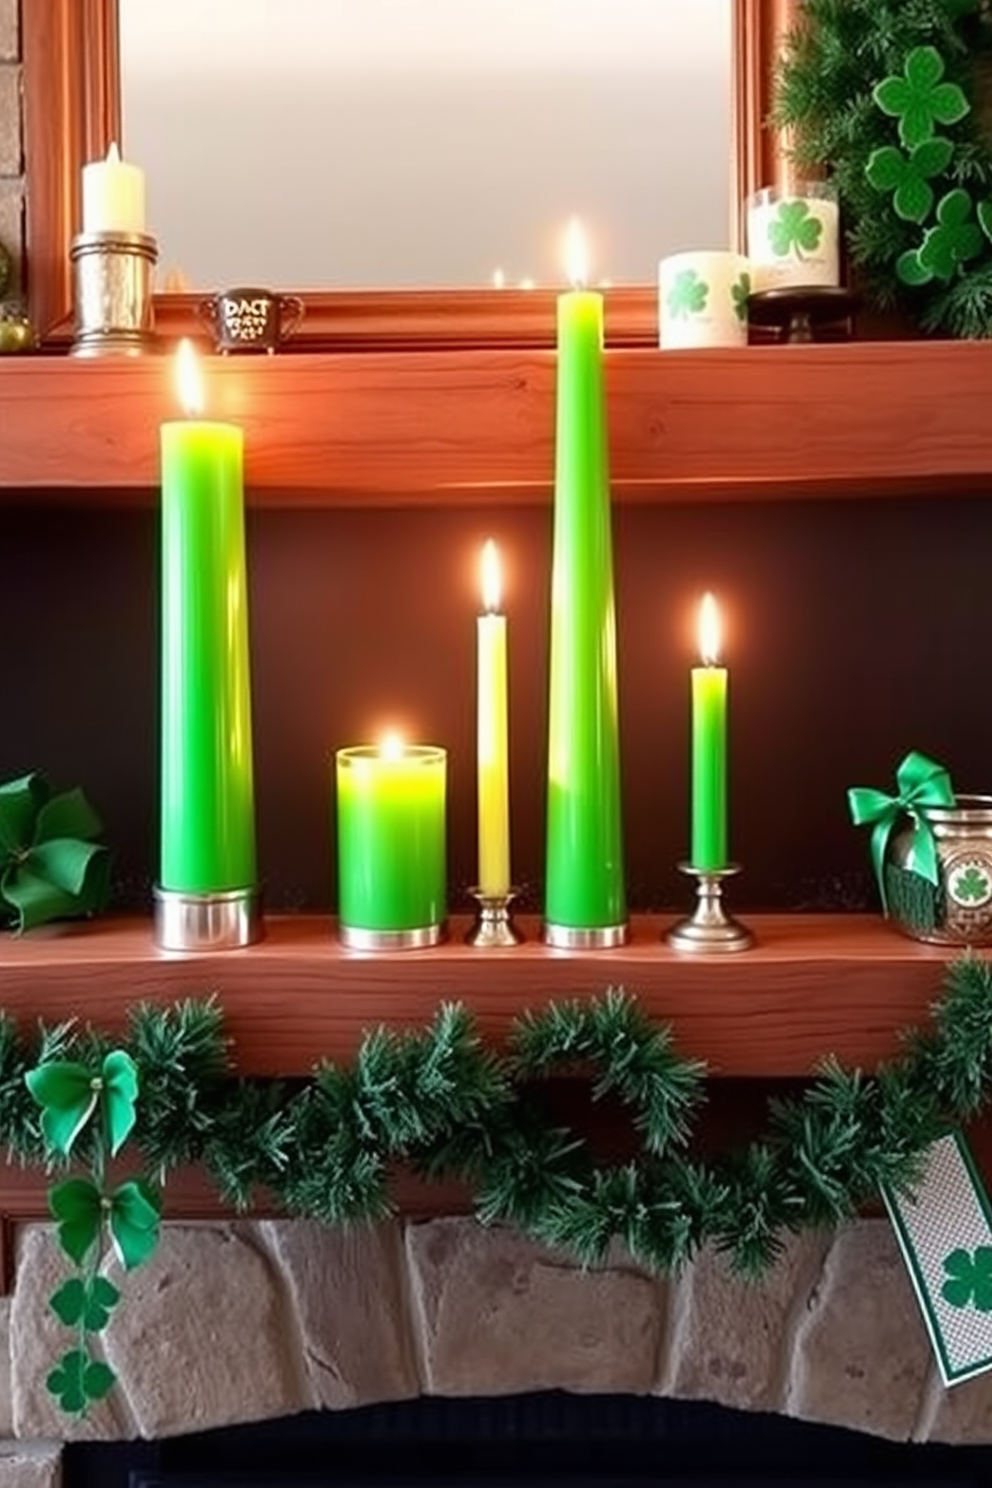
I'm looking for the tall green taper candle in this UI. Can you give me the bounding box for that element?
[544,221,627,945]
[690,593,728,870]
[159,341,257,893]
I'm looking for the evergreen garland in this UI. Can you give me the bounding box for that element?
[772,0,992,337]
[11,958,992,1281]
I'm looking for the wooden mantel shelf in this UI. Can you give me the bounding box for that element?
[4,340,992,505]
[0,912,961,1079]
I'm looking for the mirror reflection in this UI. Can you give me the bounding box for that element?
[120,0,732,290]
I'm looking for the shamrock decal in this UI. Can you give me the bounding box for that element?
[50,1276,120,1332]
[865,138,954,223]
[897,188,983,284]
[941,1245,992,1311]
[873,46,969,149]
[731,270,751,323]
[0,772,110,933]
[950,863,992,905]
[26,1049,139,1158]
[47,1350,116,1416]
[49,1175,161,1270]
[667,269,708,318]
[767,200,823,260]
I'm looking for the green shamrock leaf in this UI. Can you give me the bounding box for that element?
[918,188,983,281]
[865,138,954,223]
[46,1349,116,1416]
[767,200,823,260]
[50,1275,120,1331]
[666,268,708,318]
[941,1245,992,1311]
[0,773,111,933]
[49,1175,160,1270]
[951,865,991,903]
[26,1049,139,1158]
[977,199,992,244]
[874,46,969,149]
[730,270,751,323]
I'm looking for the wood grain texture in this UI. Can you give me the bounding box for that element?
[0,913,960,1078]
[4,340,992,505]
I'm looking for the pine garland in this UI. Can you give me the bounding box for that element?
[10,957,992,1278]
[772,0,992,337]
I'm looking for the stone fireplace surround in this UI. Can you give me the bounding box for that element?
[1,1208,992,1488]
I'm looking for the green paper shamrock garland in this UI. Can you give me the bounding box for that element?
[773,0,992,338]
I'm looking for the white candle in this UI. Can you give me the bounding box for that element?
[82,142,146,235]
[658,250,750,349]
[477,539,510,897]
[746,184,839,292]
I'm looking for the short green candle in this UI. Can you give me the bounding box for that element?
[159,368,257,894]
[690,593,728,870]
[545,222,626,939]
[336,743,447,943]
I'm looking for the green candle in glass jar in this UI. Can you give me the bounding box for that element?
[159,340,257,894]
[336,739,447,948]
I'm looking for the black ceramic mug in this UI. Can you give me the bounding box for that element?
[198,287,305,353]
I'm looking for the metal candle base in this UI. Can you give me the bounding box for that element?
[154,885,263,951]
[339,922,447,951]
[466,889,523,947]
[70,230,160,357]
[543,921,629,949]
[665,864,754,953]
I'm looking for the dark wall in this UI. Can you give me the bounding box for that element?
[2,493,989,915]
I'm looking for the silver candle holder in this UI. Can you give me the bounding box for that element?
[665,864,754,953]
[69,229,159,357]
[153,885,264,952]
[466,889,523,947]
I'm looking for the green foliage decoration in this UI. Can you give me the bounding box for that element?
[11,957,992,1416]
[772,0,992,337]
[0,774,110,933]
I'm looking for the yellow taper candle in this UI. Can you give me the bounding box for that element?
[477,539,511,896]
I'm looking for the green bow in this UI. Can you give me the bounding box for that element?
[848,750,955,915]
[0,772,110,932]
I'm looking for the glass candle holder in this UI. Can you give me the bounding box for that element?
[335,744,447,949]
[746,182,840,292]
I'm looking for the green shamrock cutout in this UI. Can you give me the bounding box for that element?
[865,138,954,223]
[731,270,751,323]
[0,772,110,933]
[50,1175,161,1270]
[951,865,991,904]
[767,200,823,260]
[26,1049,139,1158]
[50,1276,120,1332]
[873,46,969,149]
[898,188,983,284]
[941,1245,992,1311]
[46,1349,116,1416]
[666,269,708,318]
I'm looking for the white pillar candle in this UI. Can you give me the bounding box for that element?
[746,184,840,292]
[82,142,146,235]
[658,250,750,349]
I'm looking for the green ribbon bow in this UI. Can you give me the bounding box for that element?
[848,750,955,915]
[0,772,111,932]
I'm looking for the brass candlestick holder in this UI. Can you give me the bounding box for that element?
[466,889,523,947]
[665,864,754,953]
[69,229,159,357]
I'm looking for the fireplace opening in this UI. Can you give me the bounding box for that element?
[62,1393,990,1488]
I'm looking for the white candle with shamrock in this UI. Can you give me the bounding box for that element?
[658,251,751,348]
[747,183,840,291]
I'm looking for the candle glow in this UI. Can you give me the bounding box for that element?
[175,338,204,417]
[699,591,721,664]
[565,217,589,289]
[481,538,501,613]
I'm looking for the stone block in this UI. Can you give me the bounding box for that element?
[918,1364,992,1445]
[406,1218,665,1397]
[0,65,19,178]
[0,1443,61,1488]
[0,0,16,62]
[788,1220,931,1441]
[0,1297,13,1437]
[0,178,21,285]
[663,1231,832,1414]
[261,1220,418,1408]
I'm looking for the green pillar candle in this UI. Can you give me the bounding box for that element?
[690,593,728,870]
[336,741,447,948]
[159,345,257,893]
[544,221,627,944]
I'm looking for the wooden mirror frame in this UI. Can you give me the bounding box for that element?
[21,0,798,352]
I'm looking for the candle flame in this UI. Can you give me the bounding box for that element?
[380,732,404,761]
[564,217,589,289]
[106,140,121,164]
[175,338,204,418]
[492,268,505,289]
[698,593,722,665]
[481,539,502,614]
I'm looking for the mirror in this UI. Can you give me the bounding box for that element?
[119,0,733,292]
